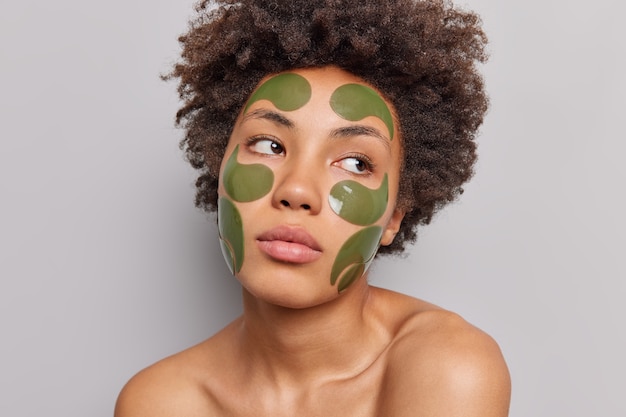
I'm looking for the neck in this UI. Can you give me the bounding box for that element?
[237,278,388,386]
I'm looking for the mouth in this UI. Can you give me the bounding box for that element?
[256,225,323,264]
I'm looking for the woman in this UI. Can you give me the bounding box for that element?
[115,0,511,415]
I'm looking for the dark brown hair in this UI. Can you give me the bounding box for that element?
[167,0,488,255]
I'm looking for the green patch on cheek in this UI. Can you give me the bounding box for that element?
[218,197,245,274]
[328,174,388,226]
[330,84,395,140]
[330,226,383,293]
[223,145,274,202]
[244,73,312,113]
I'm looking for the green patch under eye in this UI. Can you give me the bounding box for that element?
[328,174,388,226]
[330,84,394,140]
[244,73,312,113]
[222,145,274,202]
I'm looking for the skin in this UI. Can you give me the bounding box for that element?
[222,145,274,203]
[219,144,275,273]
[331,225,382,292]
[244,73,312,113]
[329,174,388,225]
[330,83,395,140]
[220,72,394,293]
[220,147,389,290]
[218,197,244,274]
[115,67,511,417]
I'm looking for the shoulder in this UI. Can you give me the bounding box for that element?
[114,347,216,417]
[114,321,243,417]
[374,290,511,416]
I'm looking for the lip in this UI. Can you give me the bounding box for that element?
[256,225,323,264]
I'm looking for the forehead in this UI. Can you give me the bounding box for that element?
[242,67,397,141]
[251,66,371,97]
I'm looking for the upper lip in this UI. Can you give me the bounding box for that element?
[256,225,322,251]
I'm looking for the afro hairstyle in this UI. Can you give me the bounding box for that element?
[167,0,488,255]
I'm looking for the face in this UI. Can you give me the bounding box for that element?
[217,67,404,308]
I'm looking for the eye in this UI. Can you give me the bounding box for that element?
[248,137,285,155]
[337,155,374,175]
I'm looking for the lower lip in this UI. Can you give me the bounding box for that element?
[256,240,322,264]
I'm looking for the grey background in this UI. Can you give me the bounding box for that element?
[1,0,624,416]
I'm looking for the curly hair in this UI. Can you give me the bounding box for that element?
[167,0,488,255]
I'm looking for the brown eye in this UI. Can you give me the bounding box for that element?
[338,156,372,174]
[249,138,284,155]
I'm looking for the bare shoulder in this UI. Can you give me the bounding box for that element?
[114,347,213,417]
[114,321,240,417]
[373,288,511,416]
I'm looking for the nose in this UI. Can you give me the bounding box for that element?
[271,160,322,214]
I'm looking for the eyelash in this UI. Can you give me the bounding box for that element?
[341,153,376,175]
[244,136,375,175]
[245,135,285,155]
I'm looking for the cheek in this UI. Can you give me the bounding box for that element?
[327,174,389,292]
[328,174,388,226]
[330,226,383,292]
[218,145,275,274]
[222,145,274,202]
[218,197,244,275]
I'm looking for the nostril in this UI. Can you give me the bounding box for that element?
[279,200,311,210]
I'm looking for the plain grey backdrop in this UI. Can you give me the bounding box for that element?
[1,0,624,416]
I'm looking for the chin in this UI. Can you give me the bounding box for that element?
[239,273,340,310]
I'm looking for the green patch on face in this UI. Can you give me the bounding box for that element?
[222,145,274,202]
[328,174,388,226]
[244,73,312,113]
[218,197,245,274]
[330,226,383,293]
[330,84,395,140]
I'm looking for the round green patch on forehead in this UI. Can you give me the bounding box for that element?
[222,145,274,202]
[328,174,388,226]
[330,83,395,140]
[244,73,312,113]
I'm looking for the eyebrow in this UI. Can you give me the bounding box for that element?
[241,109,391,151]
[330,125,391,152]
[241,109,295,129]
